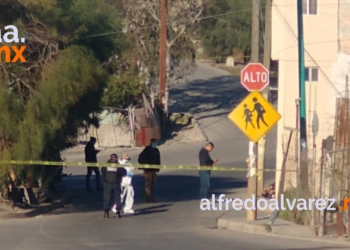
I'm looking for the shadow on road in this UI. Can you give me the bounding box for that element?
[132,204,170,217]
[153,174,246,203]
[170,75,278,117]
[170,75,246,116]
[49,173,246,216]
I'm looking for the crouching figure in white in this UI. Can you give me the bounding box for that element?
[112,153,135,214]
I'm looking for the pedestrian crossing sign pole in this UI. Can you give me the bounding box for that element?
[228,90,281,222]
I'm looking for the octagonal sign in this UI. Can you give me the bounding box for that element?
[240,63,270,91]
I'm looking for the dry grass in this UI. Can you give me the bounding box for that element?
[278,187,311,226]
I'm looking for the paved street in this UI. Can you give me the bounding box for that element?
[0,63,342,250]
[171,63,277,170]
[0,213,347,250]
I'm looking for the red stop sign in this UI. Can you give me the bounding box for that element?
[240,63,270,91]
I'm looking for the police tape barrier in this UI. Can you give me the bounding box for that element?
[0,160,299,172]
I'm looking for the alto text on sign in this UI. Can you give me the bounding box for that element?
[228,91,281,143]
[240,63,269,91]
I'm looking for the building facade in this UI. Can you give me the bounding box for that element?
[272,0,350,193]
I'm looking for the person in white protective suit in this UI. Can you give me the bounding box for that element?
[112,153,135,214]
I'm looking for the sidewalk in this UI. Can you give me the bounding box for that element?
[217,208,350,246]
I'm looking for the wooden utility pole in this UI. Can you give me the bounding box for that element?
[247,0,260,222]
[257,0,272,195]
[250,0,260,63]
[159,0,167,105]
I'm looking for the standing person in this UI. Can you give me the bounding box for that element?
[101,154,126,218]
[198,142,218,203]
[138,138,160,203]
[112,153,135,214]
[84,137,102,192]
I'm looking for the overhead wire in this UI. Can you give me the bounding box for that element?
[78,2,350,52]
[80,1,349,39]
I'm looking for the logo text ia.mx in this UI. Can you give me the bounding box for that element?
[0,25,26,63]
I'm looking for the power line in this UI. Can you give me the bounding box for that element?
[273,2,343,97]
[79,8,258,39]
[79,2,347,40]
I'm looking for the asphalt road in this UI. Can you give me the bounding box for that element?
[0,63,342,250]
[61,62,277,181]
[0,212,346,250]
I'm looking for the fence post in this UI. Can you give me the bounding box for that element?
[295,99,301,188]
[268,130,294,225]
[337,211,344,238]
[347,209,350,238]
[319,139,326,237]
[311,113,319,232]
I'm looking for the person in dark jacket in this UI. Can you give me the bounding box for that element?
[198,142,218,202]
[138,138,160,203]
[84,137,102,192]
[101,154,126,218]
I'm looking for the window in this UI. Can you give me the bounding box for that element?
[303,0,318,15]
[305,67,318,82]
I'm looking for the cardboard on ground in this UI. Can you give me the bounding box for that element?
[228,91,281,143]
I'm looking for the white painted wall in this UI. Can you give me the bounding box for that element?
[272,0,345,194]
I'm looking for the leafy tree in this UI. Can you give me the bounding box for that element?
[25,0,128,62]
[0,0,129,202]
[122,0,204,113]
[102,74,145,109]
[101,50,146,109]
[0,45,107,199]
[199,0,252,58]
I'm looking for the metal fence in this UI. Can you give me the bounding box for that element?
[325,148,350,208]
[311,95,350,237]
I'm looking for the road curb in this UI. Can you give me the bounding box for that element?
[217,218,271,234]
[216,218,350,246]
[0,191,71,219]
[192,117,208,142]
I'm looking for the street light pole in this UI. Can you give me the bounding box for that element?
[258,0,272,196]
[297,0,308,191]
[297,0,306,142]
[247,0,260,222]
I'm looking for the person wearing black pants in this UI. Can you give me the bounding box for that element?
[198,142,218,203]
[101,154,126,218]
[84,137,102,192]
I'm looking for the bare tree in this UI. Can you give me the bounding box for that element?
[123,0,204,106]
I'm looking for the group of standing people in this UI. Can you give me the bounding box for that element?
[84,136,219,218]
[84,137,161,219]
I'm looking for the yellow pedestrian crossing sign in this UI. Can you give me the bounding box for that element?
[228,91,281,143]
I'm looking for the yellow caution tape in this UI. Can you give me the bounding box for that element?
[0,160,297,172]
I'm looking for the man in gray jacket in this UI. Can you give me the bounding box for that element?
[101,154,126,218]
